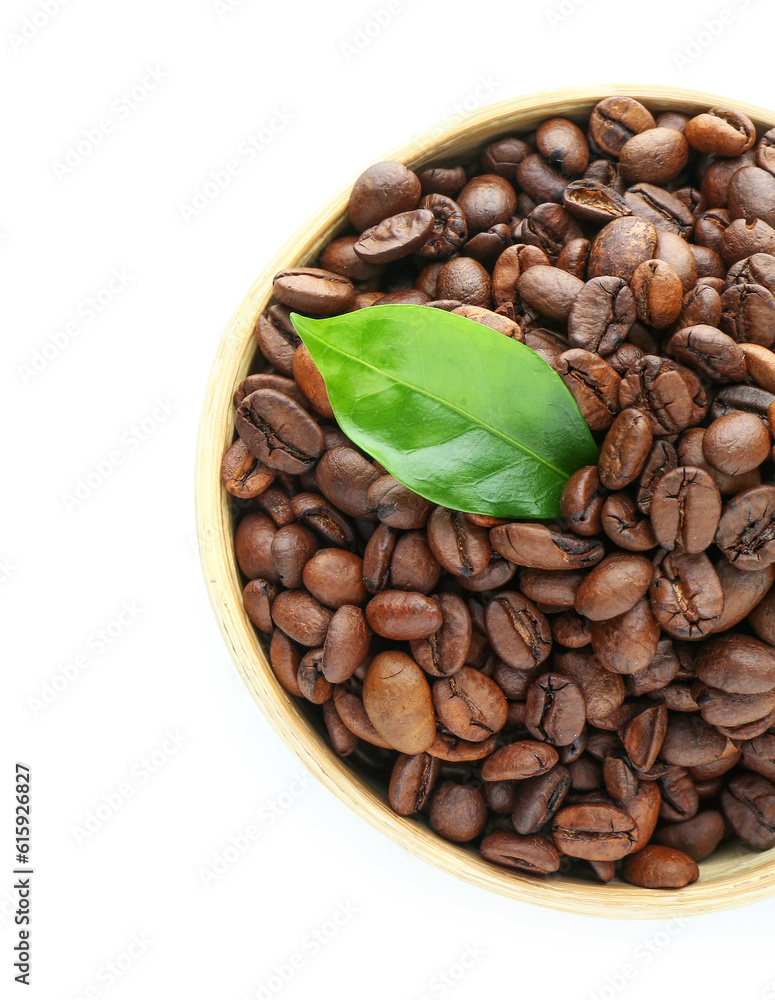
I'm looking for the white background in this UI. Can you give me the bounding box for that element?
[4,0,775,998]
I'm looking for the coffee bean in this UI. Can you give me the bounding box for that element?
[242,578,278,633]
[319,234,383,282]
[620,128,689,185]
[567,275,635,355]
[601,492,658,552]
[303,549,368,609]
[221,437,276,499]
[273,267,356,316]
[410,593,472,677]
[650,550,723,639]
[354,209,435,263]
[235,512,279,583]
[525,673,586,746]
[659,765,699,823]
[479,831,561,873]
[322,699,359,757]
[322,605,370,683]
[574,552,653,621]
[271,523,319,589]
[624,183,695,238]
[563,179,631,226]
[623,704,668,771]
[588,216,658,282]
[365,590,443,640]
[598,407,654,490]
[660,712,728,767]
[589,597,661,675]
[520,569,587,611]
[429,782,488,842]
[427,507,491,578]
[650,466,722,553]
[631,259,683,329]
[589,97,656,157]
[433,666,507,742]
[552,803,638,860]
[703,413,770,475]
[418,165,467,199]
[512,766,572,834]
[436,256,492,306]
[363,651,436,753]
[555,349,621,432]
[722,218,775,266]
[537,117,589,175]
[685,106,757,157]
[291,492,357,549]
[348,160,422,231]
[711,559,775,633]
[481,740,559,781]
[484,591,552,670]
[517,265,585,323]
[619,355,708,436]
[520,203,584,261]
[666,325,747,384]
[622,844,699,888]
[654,811,725,862]
[621,781,662,853]
[388,752,440,815]
[236,389,325,475]
[721,773,775,849]
[555,649,626,720]
[560,467,606,537]
[740,342,775,392]
[516,154,567,204]
[491,522,604,571]
[716,485,775,571]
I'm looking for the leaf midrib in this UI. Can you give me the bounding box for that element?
[312,334,569,481]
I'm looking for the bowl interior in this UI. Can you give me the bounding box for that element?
[196,85,775,918]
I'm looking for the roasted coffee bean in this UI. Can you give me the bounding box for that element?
[703,413,770,475]
[415,194,467,257]
[481,740,559,781]
[598,407,654,490]
[273,267,356,316]
[655,231,698,291]
[677,284,722,331]
[519,569,586,611]
[740,342,775,391]
[677,426,761,498]
[563,179,631,226]
[695,684,775,727]
[555,649,626,720]
[622,844,699,888]
[480,137,532,179]
[319,234,383,282]
[363,651,436,753]
[637,440,678,514]
[623,705,668,771]
[348,160,421,230]
[296,649,332,704]
[631,259,683,330]
[685,106,756,157]
[619,355,708,436]
[418,165,467,198]
[551,610,592,649]
[485,591,552,670]
[561,467,606,537]
[221,437,276,499]
[388,753,439,815]
[235,512,279,583]
[604,757,639,804]
[389,532,441,593]
[302,549,368,609]
[711,384,775,423]
[457,174,517,233]
[480,831,561,873]
[433,666,507,742]
[716,486,775,571]
[316,447,381,519]
[255,304,302,375]
[427,507,491,578]
[588,216,658,282]
[236,390,325,475]
[355,209,435,263]
[555,349,621,432]
[271,590,333,647]
[650,466,722,553]
[722,218,775,266]
[322,699,359,757]
[519,203,583,262]
[291,493,357,549]
[525,674,586,746]
[624,183,694,237]
[410,593,472,677]
[436,256,492,306]
[517,266,584,323]
[322,605,370,683]
[234,372,312,411]
[601,492,658,551]
[589,597,661,675]
[429,782,488,842]
[727,252,775,295]
[567,275,635,355]
[292,346,333,418]
[271,523,319,589]
[491,522,604,571]
[365,590,443,640]
[658,765,699,823]
[452,304,521,338]
[620,128,689,186]
[552,803,637,861]
[269,630,302,697]
[650,550,723,639]
[660,712,727,767]
[695,634,775,694]
[367,475,432,529]
[654,811,725,862]
[749,584,775,646]
[728,165,775,228]
[242,578,278,633]
[333,685,392,749]
[574,553,653,621]
[511,765,572,835]
[666,326,746,384]
[721,773,775,849]
[711,559,775,633]
[516,154,567,204]
[589,97,656,157]
[536,117,589,175]
[741,733,775,781]
[621,781,662,852]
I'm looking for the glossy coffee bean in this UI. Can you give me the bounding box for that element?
[427,507,491,578]
[481,740,559,781]
[236,389,325,475]
[598,407,654,490]
[479,831,561,873]
[590,597,661,675]
[436,257,492,306]
[388,752,440,815]
[525,673,586,746]
[270,523,318,589]
[622,845,699,888]
[365,590,443,640]
[221,437,276,499]
[685,106,756,157]
[589,97,656,157]
[410,593,472,677]
[703,413,770,476]
[512,765,572,834]
[485,591,552,670]
[716,486,775,571]
[363,651,436,754]
[429,782,488,842]
[555,349,621,432]
[650,550,723,639]
[552,803,637,861]
[574,553,652,621]
[433,666,507,742]
[649,466,722,553]
[348,160,421,231]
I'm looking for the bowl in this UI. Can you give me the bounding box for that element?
[196,84,775,918]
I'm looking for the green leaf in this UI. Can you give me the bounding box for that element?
[290,304,598,519]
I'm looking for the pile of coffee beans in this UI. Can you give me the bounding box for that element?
[222,97,775,889]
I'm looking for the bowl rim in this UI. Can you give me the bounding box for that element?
[196,84,775,919]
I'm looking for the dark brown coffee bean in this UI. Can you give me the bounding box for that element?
[479,136,532,179]
[302,548,368,609]
[318,234,383,282]
[655,232,698,292]
[322,605,370,683]
[722,218,775,266]
[716,486,775,571]
[354,209,435,263]
[435,256,492,306]
[366,475,432,530]
[512,765,572,834]
[555,349,621,432]
[637,440,678,514]
[236,389,325,475]
[650,466,722,553]
[536,117,589,175]
[556,237,590,280]
[273,267,356,316]
[427,732,497,762]
[560,467,606,537]
[677,286,722,333]
[492,522,605,572]
[589,597,660,675]
[622,844,699,888]
[242,578,278,633]
[516,154,567,204]
[601,492,658,551]
[314,447,379,520]
[588,216,658,282]
[270,523,318,589]
[660,712,727,767]
[620,355,708,436]
[484,591,552,670]
[520,569,586,611]
[291,493,357,549]
[418,165,467,198]
[269,630,302,697]
[630,259,683,330]
[322,699,359,757]
[627,639,680,696]
[555,649,626,720]
[348,160,421,231]
[388,752,439,815]
[519,203,584,262]
[742,733,775,781]
[362,522,396,594]
[429,782,487,842]
[567,275,635,355]
[221,437,276,499]
[365,590,443,640]
[296,648,332,704]
[410,593,472,677]
[711,384,775,424]
[481,740,559,781]
[650,550,723,639]
[666,325,747,384]
[517,266,584,323]
[271,590,333,647]
[598,407,654,490]
[424,507,491,579]
[234,372,312,411]
[696,634,775,694]
[551,610,592,649]
[695,684,775,727]
[480,831,561,873]
[258,485,297,529]
[563,179,631,226]
[574,553,653,621]
[525,673,586,746]
[711,559,775,633]
[620,128,689,185]
[623,705,668,771]
[235,512,279,583]
[728,165,775,228]
[739,342,775,391]
[654,810,725,862]
[414,194,468,258]
[685,106,756,157]
[703,413,770,477]
[721,773,775,849]
[749,583,775,646]
[658,765,699,822]
[433,666,507,742]
[255,305,302,375]
[624,183,694,237]
[620,781,661,853]
[728,252,775,296]
[457,174,517,233]
[589,97,656,157]
[552,803,637,861]
[363,651,435,753]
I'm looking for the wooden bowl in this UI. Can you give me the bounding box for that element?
[196,85,775,918]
